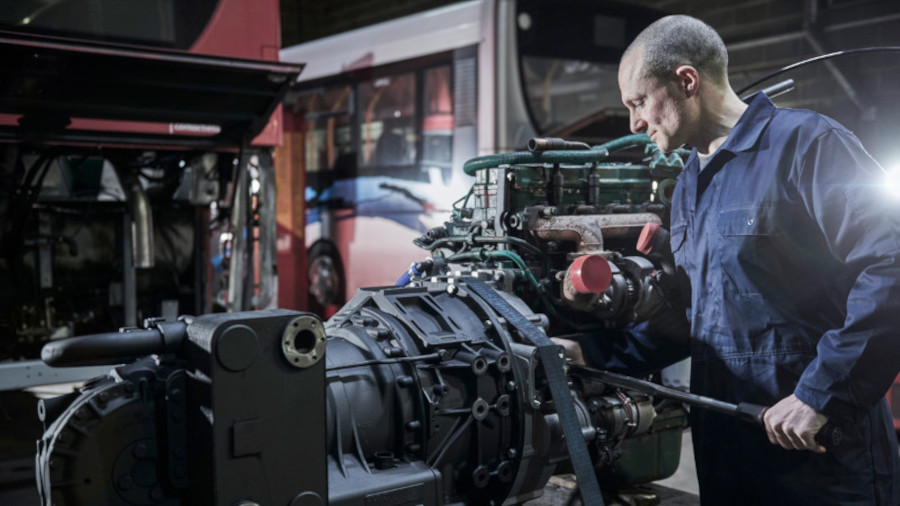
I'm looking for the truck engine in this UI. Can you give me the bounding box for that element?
[34,134,693,505]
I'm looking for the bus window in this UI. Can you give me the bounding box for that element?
[359,73,418,179]
[299,85,355,194]
[423,65,454,186]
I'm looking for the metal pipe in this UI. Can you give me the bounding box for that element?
[727,13,899,53]
[122,214,137,327]
[802,30,870,115]
[802,0,871,117]
[129,180,155,268]
[727,31,804,52]
[532,213,661,255]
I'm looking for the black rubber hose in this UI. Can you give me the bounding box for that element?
[41,320,187,367]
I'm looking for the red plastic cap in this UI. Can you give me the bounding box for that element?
[569,255,613,294]
[637,222,660,255]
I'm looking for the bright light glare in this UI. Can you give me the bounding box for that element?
[885,165,900,198]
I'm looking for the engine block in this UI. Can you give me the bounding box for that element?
[35,135,693,505]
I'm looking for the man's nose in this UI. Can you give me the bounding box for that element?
[630,115,647,134]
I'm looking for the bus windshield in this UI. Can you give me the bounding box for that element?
[521,56,623,135]
[515,0,662,140]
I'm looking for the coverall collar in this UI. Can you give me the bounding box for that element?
[715,91,776,154]
[681,91,776,180]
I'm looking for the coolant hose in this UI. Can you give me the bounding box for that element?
[462,134,654,175]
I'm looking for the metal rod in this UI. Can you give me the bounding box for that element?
[573,365,762,420]
[571,364,842,447]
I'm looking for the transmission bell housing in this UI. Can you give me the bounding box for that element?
[35,135,692,505]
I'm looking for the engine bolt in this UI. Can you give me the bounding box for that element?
[447,284,459,296]
[383,346,403,357]
[531,397,541,409]
[370,328,391,341]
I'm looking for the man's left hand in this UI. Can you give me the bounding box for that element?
[763,394,828,453]
[550,337,586,366]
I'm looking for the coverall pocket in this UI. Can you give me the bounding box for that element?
[715,205,783,294]
[714,206,791,335]
[716,205,773,237]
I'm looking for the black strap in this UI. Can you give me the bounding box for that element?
[466,280,604,506]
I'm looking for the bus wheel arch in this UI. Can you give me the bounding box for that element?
[307,240,346,310]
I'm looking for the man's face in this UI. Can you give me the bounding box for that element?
[618,50,689,153]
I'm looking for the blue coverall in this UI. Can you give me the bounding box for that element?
[582,93,900,504]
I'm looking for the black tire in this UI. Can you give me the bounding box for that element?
[307,240,345,314]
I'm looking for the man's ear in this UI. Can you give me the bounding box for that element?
[674,65,700,98]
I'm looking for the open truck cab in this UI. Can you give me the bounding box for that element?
[0,30,301,386]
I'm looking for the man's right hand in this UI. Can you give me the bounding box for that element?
[763,394,828,453]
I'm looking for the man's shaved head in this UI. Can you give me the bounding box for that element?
[623,15,729,86]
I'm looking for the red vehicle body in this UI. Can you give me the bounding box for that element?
[1,0,286,144]
[888,375,900,431]
[0,0,300,365]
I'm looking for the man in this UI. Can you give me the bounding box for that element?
[560,14,900,505]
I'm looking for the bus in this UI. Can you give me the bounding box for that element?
[277,0,665,314]
[0,0,298,372]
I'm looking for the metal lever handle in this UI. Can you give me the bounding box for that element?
[570,365,845,449]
